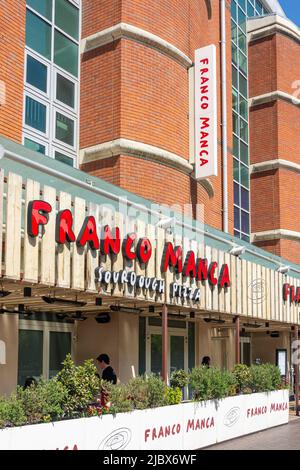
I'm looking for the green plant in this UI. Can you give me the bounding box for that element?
[232,364,251,393]
[56,354,101,417]
[248,364,276,393]
[127,376,150,410]
[164,387,182,405]
[146,374,167,408]
[0,393,26,428]
[170,370,189,390]
[189,366,236,401]
[104,381,134,414]
[18,378,67,424]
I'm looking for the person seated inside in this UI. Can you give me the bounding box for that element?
[96,353,117,384]
[201,356,211,368]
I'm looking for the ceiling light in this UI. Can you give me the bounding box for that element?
[110,305,142,314]
[23,287,32,297]
[243,322,262,328]
[203,317,225,324]
[95,313,111,324]
[71,312,87,321]
[0,290,11,298]
[42,296,87,307]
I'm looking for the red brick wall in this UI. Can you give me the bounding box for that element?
[249,29,300,264]
[80,0,234,233]
[0,0,25,143]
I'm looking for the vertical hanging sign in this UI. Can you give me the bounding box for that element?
[194,45,217,179]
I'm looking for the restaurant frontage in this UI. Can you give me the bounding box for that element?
[0,136,299,397]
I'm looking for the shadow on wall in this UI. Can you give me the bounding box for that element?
[204,0,212,20]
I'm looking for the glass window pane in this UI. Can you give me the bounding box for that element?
[232,67,238,89]
[188,323,195,371]
[233,135,239,158]
[241,210,250,234]
[56,74,75,108]
[247,1,255,17]
[54,30,78,77]
[241,187,250,211]
[232,43,238,66]
[240,117,248,142]
[242,233,250,242]
[238,29,247,54]
[241,163,249,188]
[55,112,74,145]
[26,10,51,59]
[234,230,241,239]
[55,151,74,166]
[27,0,52,20]
[234,206,240,231]
[26,55,47,93]
[255,0,263,14]
[233,158,240,182]
[24,138,46,154]
[18,330,43,386]
[231,0,237,22]
[239,94,248,120]
[55,0,79,40]
[238,0,246,11]
[232,88,238,112]
[231,20,237,43]
[233,111,239,135]
[234,182,240,206]
[49,331,71,379]
[240,140,248,164]
[239,73,247,97]
[238,7,246,32]
[151,334,162,376]
[25,96,47,132]
[239,51,247,75]
[170,336,185,374]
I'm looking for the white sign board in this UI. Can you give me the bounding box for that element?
[194,45,217,179]
[0,390,289,450]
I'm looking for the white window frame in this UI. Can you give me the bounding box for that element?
[53,146,75,166]
[19,319,76,380]
[25,51,51,99]
[23,133,49,155]
[54,67,78,114]
[24,91,50,138]
[53,107,77,151]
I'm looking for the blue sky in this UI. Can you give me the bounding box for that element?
[279,1,300,27]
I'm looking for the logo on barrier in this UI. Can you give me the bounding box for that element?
[248,279,267,304]
[98,428,132,450]
[223,407,241,427]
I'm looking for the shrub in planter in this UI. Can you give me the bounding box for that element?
[0,393,26,428]
[127,376,150,410]
[248,363,280,393]
[56,354,101,417]
[170,370,189,390]
[164,387,182,405]
[18,378,67,424]
[189,366,236,401]
[147,375,167,408]
[232,364,251,393]
[103,381,134,414]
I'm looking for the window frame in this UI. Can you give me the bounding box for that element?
[19,319,75,381]
[24,92,50,137]
[25,51,50,98]
[53,107,77,150]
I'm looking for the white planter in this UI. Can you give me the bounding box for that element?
[0,390,289,450]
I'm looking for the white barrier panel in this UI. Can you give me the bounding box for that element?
[0,391,289,450]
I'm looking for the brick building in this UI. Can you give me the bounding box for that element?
[0,0,300,398]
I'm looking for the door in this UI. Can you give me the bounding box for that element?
[240,336,251,366]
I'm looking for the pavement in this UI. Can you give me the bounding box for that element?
[205,416,300,450]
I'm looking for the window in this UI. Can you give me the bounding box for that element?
[54,30,78,77]
[56,73,75,108]
[55,112,74,146]
[26,10,51,59]
[27,0,52,20]
[24,137,46,154]
[55,0,79,40]
[55,150,74,166]
[18,320,74,384]
[25,96,47,133]
[26,55,48,93]
[24,0,79,166]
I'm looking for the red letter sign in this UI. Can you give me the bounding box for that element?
[102,225,120,255]
[184,251,196,278]
[137,238,152,264]
[56,209,76,244]
[77,216,99,250]
[162,243,183,273]
[219,264,230,288]
[28,200,52,237]
[208,261,218,286]
[123,233,137,260]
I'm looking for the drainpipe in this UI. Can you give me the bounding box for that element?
[220,0,228,233]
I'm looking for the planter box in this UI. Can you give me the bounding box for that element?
[0,390,289,450]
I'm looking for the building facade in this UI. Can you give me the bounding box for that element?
[0,0,299,397]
